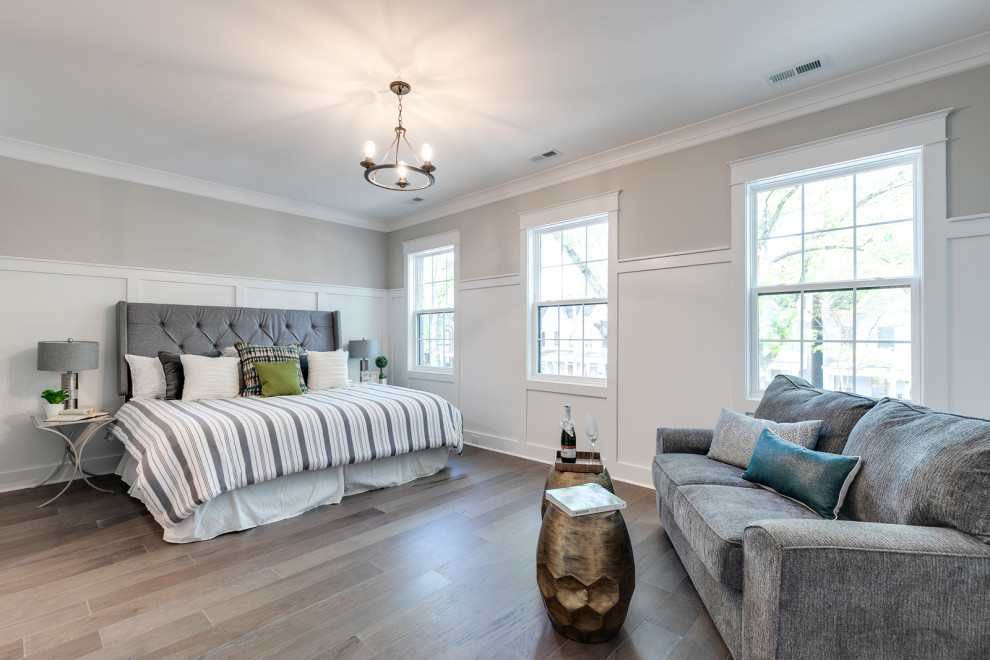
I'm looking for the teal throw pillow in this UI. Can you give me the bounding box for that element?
[253,360,303,397]
[741,428,862,519]
[708,408,822,469]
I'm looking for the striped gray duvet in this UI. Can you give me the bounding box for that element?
[109,384,463,530]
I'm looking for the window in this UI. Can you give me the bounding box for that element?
[404,230,459,376]
[530,216,608,381]
[748,151,919,399]
[412,247,454,369]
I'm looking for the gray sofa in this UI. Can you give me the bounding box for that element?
[653,375,990,659]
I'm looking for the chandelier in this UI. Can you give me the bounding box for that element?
[360,81,435,191]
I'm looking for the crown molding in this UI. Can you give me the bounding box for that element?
[387,30,990,232]
[0,137,388,232]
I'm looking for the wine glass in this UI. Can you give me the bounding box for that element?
[585,414,599,463]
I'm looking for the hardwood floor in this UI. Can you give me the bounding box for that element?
[0,446,730,659]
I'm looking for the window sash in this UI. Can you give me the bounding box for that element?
[528,214,609,384]
[410,246,455,372]
[746,152,920,399]
[534,301,607,381]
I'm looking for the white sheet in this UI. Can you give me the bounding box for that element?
[116,447,451,543]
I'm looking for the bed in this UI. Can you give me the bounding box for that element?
[111,301,463,543]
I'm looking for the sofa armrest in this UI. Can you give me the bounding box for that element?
[656,427,713,455]
[742,519,990,660]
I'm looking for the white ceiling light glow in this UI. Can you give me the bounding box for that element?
[360,81,436,191]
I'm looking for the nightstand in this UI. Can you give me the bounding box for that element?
[30,414,116,507]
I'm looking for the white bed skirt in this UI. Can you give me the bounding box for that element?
[116,447,451,543]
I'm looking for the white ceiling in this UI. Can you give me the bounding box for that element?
[2,1,990,231]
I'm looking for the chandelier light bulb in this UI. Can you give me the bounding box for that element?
[397,161,408,179]
[364,141,376,159]
[421,143,433,163]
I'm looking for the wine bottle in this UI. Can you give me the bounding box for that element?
[560,404,577,463]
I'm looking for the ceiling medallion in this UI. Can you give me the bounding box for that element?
[360,81,435,191]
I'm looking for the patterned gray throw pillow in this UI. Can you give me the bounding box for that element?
[708,408,822,469]
[233,343,307,397]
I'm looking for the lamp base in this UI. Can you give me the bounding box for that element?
[60,371,79,410]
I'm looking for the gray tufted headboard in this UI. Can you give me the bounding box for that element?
[116,301,342,396]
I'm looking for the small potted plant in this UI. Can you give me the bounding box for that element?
[41,389,68,418]
[375,356,388,385]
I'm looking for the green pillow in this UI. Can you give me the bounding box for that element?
[253,360,303,397]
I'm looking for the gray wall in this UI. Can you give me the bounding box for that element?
[0,157,388,289]
[387,64,990,287]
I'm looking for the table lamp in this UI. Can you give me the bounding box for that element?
[348,338,379,372]
[37,338,99,410]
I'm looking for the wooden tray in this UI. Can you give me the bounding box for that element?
[552,450,604,474]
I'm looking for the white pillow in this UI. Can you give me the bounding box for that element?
[306,350,349,390]
[180,355,241,401]
[221,346,239,358]
[125,354,166,399]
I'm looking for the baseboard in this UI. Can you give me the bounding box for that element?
[464,431,654,490]
[0,452,124,494]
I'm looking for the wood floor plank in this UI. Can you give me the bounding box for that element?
[0,553,194,628]
[245,569,453,660]
[0,544,148,597]
[22,568,278,655]
[95,568,281,648]
[501,609,569,660]
[666,605,732,660]
[26,630,102,658]
[607,619,681,660]
[0,446,729,660]
[310,635,378,660]
[90,611,213,659]
[548,629,631,660]
[0,639,22,660]
[0,602,91,647]
[88,509,378,613]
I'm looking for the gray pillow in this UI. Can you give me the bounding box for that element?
[842,398,990,542]
[755,374,878,455]
[708,408,822,469]
[158,349,222,400]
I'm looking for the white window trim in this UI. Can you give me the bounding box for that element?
[404,231,460,380]
[519,191,620,395]
[729,109,949,410]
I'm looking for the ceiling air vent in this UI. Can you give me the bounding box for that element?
[402,196,427,206]
[767,55,830,86]
[528,148,563,163]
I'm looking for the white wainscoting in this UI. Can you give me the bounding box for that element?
[614,259,733,475]
[458,278,526,455]
[945,214,990,416]
[0,255,388,493]
[400,248,738,489]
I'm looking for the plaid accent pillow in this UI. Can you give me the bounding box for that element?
[234,343,307,396]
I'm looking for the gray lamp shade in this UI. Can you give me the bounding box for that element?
[348,339,379,360]
[37,339,100,372]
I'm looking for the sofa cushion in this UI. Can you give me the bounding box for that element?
[754,375,878,454]
[842,399,990,541]
[667,484,820,589]
[708,408,821,469]
[653,453,759,503]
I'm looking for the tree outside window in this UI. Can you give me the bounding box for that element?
[750,154,917,399]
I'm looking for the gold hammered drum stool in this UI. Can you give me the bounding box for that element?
[536,452,635,643]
